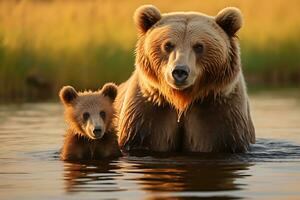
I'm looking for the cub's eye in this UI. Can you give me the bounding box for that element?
[193,43,204,54]
[163,42,175,53]
[82,112,90,121]
[100,111,106,120]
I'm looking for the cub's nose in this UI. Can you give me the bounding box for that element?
[172,65,189,84]
[93,127,103,138]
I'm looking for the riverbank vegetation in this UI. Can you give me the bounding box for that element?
[0,0,299,101]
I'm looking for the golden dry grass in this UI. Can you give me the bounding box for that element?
[1,0,300,47]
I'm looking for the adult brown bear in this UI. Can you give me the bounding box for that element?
[115,5,255,153]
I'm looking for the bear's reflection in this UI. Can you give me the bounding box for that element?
[63,160,123,193]
[125,154,252,199]
[63,154,252,199]
[135,160,250,192]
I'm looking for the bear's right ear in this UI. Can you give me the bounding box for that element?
[134,5,161,35]
[59,86,78,106]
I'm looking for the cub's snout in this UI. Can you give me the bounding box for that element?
[92,126,104,139]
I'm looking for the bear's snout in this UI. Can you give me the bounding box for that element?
[93,126,104,138]
[172,65,190,84]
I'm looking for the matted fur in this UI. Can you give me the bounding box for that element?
[116,5,255,153]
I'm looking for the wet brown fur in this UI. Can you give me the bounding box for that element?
[116,5,255,153]
[60,84,121,160]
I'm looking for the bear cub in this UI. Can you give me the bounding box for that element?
[59,83,121,161]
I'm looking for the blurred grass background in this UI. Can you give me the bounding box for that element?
[0,0,300,102]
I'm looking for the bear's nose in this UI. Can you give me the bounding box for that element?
[172,65,189,84]
[93,127,103,137]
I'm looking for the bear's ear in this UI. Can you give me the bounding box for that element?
[59,86,78,106]
[101,83,118,102]
[134,5,161,35]
[215,7,243,37]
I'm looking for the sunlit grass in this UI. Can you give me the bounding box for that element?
[0,0,300,101]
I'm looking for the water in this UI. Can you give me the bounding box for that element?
[0,92,300,200]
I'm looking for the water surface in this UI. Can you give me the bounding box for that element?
[0,92,300,200]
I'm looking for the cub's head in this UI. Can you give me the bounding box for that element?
[59,83,117,139]
[135,5,243,110]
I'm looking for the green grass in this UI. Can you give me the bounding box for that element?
[0,39,135,101]
[241,34,300,86]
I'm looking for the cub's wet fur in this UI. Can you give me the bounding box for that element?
[59,83,121,161]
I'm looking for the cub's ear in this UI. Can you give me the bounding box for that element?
[215,7,243,37]
[134,5,161,35]
[59,86,78,106]
[101,83,118,102]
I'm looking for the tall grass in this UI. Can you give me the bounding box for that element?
[0,0,300,101]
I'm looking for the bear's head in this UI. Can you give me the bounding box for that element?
[135,5,243,111]
[59,83,117,140]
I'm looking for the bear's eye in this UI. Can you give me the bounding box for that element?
[193,43,204,54]
[82,112,90,121]
[163,42,175,53]
[100,111,106,120]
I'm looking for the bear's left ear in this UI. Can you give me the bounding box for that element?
[134,5,161,35]
[215,7,243,37]
[59,86,78,106]
[101,83,118,102]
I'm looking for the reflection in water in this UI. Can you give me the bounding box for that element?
[63,160,123,193]
[63,155,252,199]
[128,156,251,193]
[61,139,300,199]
